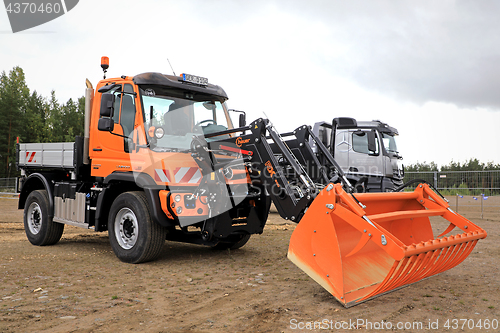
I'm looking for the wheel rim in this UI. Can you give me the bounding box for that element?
[114,208,139,250]
[27,202,42,235]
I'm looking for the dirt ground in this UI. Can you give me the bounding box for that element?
[0,195,499,333]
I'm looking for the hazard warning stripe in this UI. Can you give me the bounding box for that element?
[154,169,170,183]
[173,167,190,183]
[174,167,202,184]
[26,152,36,163]
[155,167,201,184]
[188,169,202,183]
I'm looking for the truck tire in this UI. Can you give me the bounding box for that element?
[108,191,167,264]
[212,234,251,250]
[24,190,64,246]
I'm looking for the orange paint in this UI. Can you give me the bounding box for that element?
[288,183,487,307]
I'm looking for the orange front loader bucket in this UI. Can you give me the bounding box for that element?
[288,183,487,307]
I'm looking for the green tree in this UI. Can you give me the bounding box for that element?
[405,161,438,172]
[462,158,484,171]
[60,97,85,141]
[484,161,500,171]
[440,160,462,172]
[23,91,49,143]
[0,64,87,178]
[46,90,63,142]
[0,67,30,177]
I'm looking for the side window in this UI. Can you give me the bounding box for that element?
[352,131,379,155]
[318,126,331,147]
[103,84,136,153]
[120,84,136,138]
[111,86,122,124]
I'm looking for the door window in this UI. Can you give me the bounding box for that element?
[352,131,379,155]
[101,84,137,153]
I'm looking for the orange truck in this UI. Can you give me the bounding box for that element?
[16,58,487,307]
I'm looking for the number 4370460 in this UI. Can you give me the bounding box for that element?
[6,3,62,14]
[444,319,498,330]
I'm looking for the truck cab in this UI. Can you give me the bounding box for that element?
[90,72,234,177]
[312,117,404,192]
[17,64,270,264]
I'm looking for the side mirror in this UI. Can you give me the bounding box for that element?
[367,130,377,153]
[318,126,329,145]
[98,117,114,132]
[239,113,246,127]
[100,93,115,117]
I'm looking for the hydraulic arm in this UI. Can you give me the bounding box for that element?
[202,118,352,222]
[201,118,487,307]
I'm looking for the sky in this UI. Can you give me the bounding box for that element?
[1,0,499,167]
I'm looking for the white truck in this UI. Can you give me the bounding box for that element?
[311,117,404,192]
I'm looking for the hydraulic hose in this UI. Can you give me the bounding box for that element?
[394,178,446,200]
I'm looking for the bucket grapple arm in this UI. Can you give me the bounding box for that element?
[288,182,487,307]
[202,118,487,307]
[206,118,351,223]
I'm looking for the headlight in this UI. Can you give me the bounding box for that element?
[155,127,165,139]
[174,195,181,202]
[176,206,183,214]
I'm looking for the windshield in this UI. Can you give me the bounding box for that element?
[381,132,398,153]
[139,87,232,150]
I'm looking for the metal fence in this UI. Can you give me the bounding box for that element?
[0,174,498,219]
[3,172,500,193]
[404,170,500,195]
[446,194,499,220]
[404,171,500,219]
[0,178,16,192]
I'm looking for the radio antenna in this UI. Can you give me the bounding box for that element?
[167,59,176,76]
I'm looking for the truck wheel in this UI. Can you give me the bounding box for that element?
[24,190,64,246]
[108,191,166,264]
[212,234,251,250]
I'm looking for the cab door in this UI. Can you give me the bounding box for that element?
[348,129,383,177]
[333,129,351,174]
[91,83,138,177]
